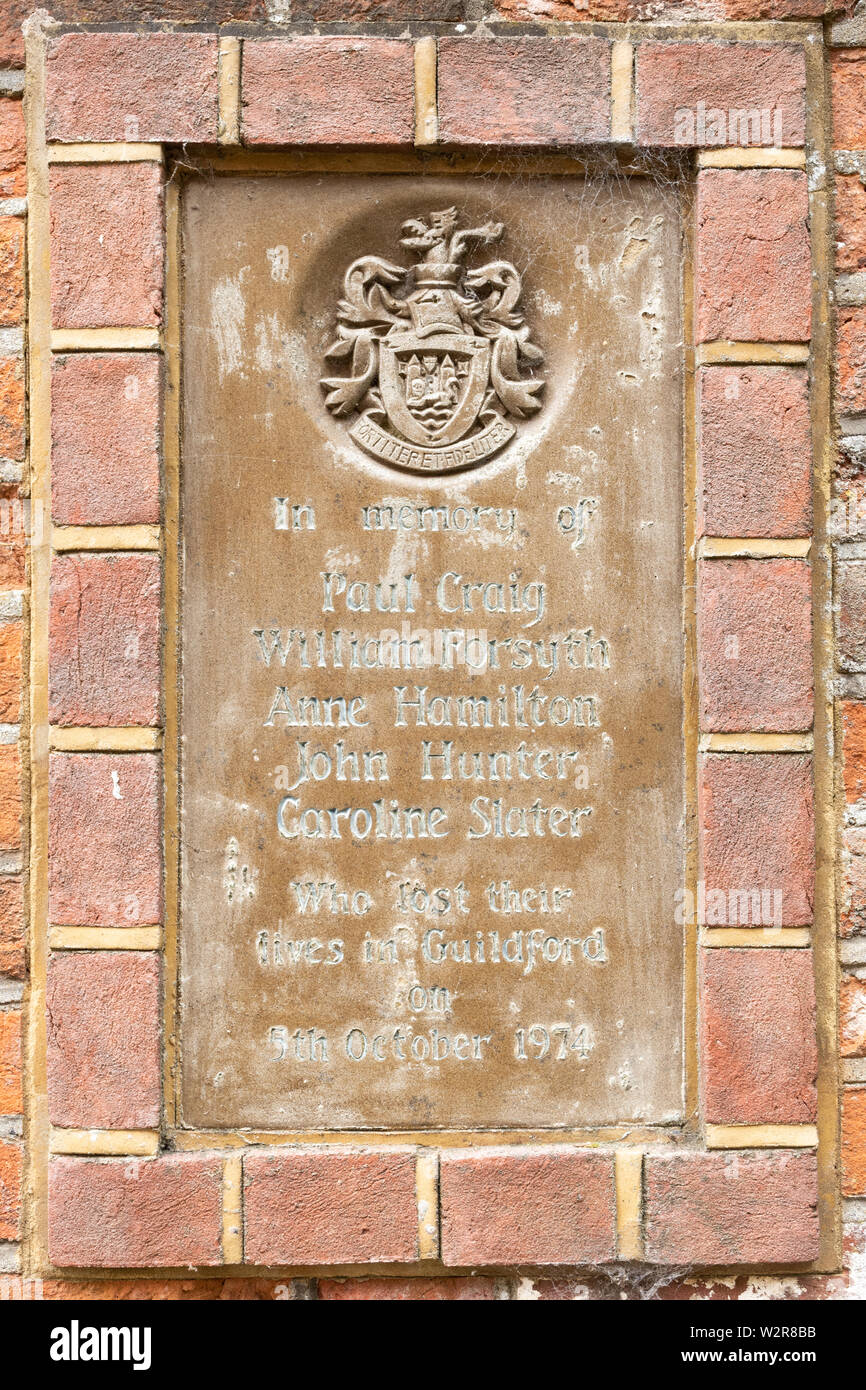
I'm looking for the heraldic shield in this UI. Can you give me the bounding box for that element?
[320,208,546,475]
[378,332,491,449]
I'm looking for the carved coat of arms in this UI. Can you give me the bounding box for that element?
[320,208,545,473]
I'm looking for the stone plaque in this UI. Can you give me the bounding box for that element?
[179,173,684,1130]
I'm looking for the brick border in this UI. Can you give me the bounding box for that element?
[17,19,837,1278]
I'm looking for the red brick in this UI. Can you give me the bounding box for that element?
[48,753,162,927]
[437,37,611,146]
[836,173,866,273]
[49,1155,223,1267]
[697,170,811,343]
[49,553,161,727]
[0,743,21,852]
[50,164,163,330]
[242,39,414,147]
[842,1087,866,1195]
[0,620,20,722]
[302,0,464,11]
[0,503,24,586]
[840,974,866,1058]
[46,33,218,144]
[698,558,813,733]
[645,1151,819,1264]
[726,0,850,14]
[699,754,814,927]
[0,100,24,199]
[837,560,866,670]
[837,307,866,414]
[47,951,161,1130]
[701,948,817,1124]
[832,50,866,150]
[841,825,866,936]
[0,217,24,328]
[243,1148,417,1265]
[0,2,267,68]
[0,357,24,461]
[318,1277,498,1300]
[842,700,866,804]
[698,367,812,538]
[635,41,806,148]
[51,353,161,526]
[0,876,24,980]
[440,1148,615,1266]
[0,1138,21,1240]
[0,1007,21,1113]
[41,1276,305,1300]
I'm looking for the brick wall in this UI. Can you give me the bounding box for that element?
[0,2,864,1300]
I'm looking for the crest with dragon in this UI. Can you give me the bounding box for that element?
[320,208,545,473]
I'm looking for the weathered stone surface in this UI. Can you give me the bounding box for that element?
[635,41,806,146]
[49,554,161,727]
[243,1149,418,1265]
[698,367,812,538]
[242,39,414,146]
[437,37,611,145]
[48,753,162,927]
[51,353,161,526]
[698,558,813,732]
[699,754,814,926]
[645,1151,819,1264]
[46,33,219,144]
[701,948,817,1124]
[697,170,811,343]
[47,951,161,1130]
[440,1148,616,1265]
[50,164,163,330]
[48,1155,224,1267]
[179,173,685,1131]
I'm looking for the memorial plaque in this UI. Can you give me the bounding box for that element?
[179,173,684,1130]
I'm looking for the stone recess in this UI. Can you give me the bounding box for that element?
[48,1155,224,1267]
[436,37,611,146]
[49,553,161,727]
[48,753,162,927]
[696,170,811,343]
[697,558,813,733]
[47,951,161,1130]
[46,33,220,144]
[51,353,161,526]
[243,1149,418,1265]
[697,367,812,538]
[700,949,818,1125]
[699,754,815,926]
[318,1277,499,1300]
[241,38,415,146]
[439,1148,616,1266]
[645,1151,819,1265]
[49,163,164,330]
[635,41,807,147]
